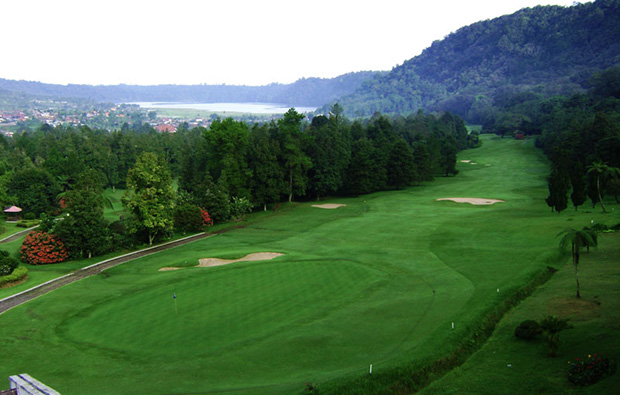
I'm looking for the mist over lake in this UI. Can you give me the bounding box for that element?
[131,102,317,114]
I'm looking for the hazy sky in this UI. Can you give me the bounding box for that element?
[1,0,587,86]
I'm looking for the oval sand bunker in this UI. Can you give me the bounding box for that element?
[159,252,284,271]
[436,197,505,205]
[312,203,347,209]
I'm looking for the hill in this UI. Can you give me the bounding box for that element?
[0,71,379,108]
[328,0,620,121]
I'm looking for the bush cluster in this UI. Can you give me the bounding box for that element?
[0,251,20,276]
[16,219,41,228]
[567,353,616,386]
[20,231,70,265]
[514,320,542,340]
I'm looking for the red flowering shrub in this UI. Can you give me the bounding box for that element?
[20,231,70,265]
[200,208,214,227]
[567,353,615,386]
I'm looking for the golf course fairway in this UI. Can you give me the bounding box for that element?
[1,135,616,394]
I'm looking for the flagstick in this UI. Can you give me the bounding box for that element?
[173,293,178,315]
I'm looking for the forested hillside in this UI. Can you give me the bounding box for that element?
[329,0,620,121]
[0,71,378,107]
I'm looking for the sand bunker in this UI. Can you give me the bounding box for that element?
[312,203,347,209]
[197,252,283,267]
[159,252,283,271]
[159,267,181,271]
[436,197,505,205]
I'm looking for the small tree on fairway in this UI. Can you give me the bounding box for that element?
[558,227,597,298]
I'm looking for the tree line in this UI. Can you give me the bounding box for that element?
[1,105,475,259]
[480,66,620,213]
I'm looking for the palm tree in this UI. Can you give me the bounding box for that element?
[539,315,572,357]
[586,162,620,213]
[558,227,597,298]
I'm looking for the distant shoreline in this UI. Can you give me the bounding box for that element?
[129,101,317,114]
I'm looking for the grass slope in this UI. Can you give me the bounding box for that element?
[422,231,620,394]
[0,136,617,394]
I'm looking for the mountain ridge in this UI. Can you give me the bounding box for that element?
[327,0,620,121]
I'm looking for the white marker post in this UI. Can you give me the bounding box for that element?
[369,364,372,375]
[452,322,455,329]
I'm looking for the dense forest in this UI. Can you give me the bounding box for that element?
[478,64,620,214]
[328,0,620,121]
[0,71,379,108]
[0,106,474,258]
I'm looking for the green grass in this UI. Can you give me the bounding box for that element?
[0,221,25,240]
[421,231,620,394]
[0,135,618,394]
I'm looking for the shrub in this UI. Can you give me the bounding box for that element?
[589,223,608,232]
[200,207,214,227]
[109,219,138,250]
[173,204,203,233]
[230,196,252,221]
[514,319,542,340]
[23,212,36,220]
[0,226,6,235]
[0,251,20,276]
[0,266,28,287]
[20,231,70,265]
[567,353,616,386]
[539,315,572,357]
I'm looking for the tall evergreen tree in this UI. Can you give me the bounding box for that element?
[276,109,312,202]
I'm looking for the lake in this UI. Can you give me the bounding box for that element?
[130,102,317,114]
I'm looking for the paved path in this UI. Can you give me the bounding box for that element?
[0,226,39,244]
[0,232,211,315]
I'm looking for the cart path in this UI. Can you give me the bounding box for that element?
[0,226,39,244]
[0,232,212,315]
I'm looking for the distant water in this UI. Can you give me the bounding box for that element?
[130,102,317,114]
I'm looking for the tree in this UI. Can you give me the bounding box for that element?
[439,136,458,177]
[558,227,597,298]
[249,123,284,211]
[307,110,351,199]
[545,166,569,213]
[123,152,175,245]
[386,138,416,189]
[345,139,377,195]
[276,109,311,202]
[8,168,60,216]
[412,141,433,185]
[54,187,110,259]
[586,162,620,213]
[203,118,252,199]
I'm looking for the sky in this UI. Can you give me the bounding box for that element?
[0,0,588,87]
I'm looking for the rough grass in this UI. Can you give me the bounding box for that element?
[0,135,618,394]
[421,232,620,394]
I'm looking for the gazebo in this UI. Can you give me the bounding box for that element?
[4,206,22,222]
